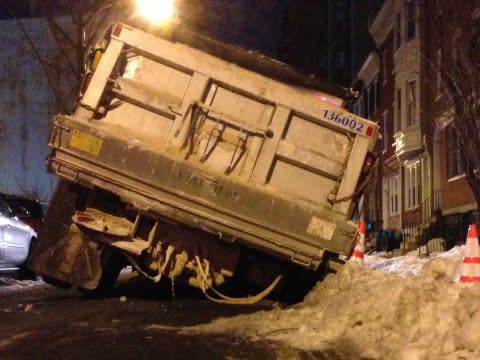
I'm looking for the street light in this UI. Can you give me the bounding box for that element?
[136,0,176,26]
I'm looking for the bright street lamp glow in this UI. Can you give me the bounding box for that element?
[137,0,175,25]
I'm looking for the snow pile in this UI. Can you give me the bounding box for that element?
[0,277,38,287]
[365,245,464,278]
[187,246,480,359]
[0,277,44,293]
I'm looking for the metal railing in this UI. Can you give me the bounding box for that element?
[366,191,478,255]
[367,191,443,254]
[404,190,444,254]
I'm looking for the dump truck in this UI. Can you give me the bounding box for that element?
[30,23,378,303]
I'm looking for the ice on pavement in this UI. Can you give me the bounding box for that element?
[187,246,480,359]
[0,277,44,294]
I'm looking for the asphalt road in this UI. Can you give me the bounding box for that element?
[0,274,337,360]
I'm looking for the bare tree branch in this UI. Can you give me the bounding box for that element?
[46,17,77,49]
[430,0,480,209]
[46,18,79,78]
[4,11,66,112]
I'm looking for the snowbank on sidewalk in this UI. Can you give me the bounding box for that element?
[187,246,480,359]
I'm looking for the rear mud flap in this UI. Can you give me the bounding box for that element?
[28,181,104,290]
[30,224,104,290]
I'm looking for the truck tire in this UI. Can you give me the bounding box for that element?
[78,248,124,298]
[42,275,72,289]
[18,237,37,280]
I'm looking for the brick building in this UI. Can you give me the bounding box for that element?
[353,0,479,252]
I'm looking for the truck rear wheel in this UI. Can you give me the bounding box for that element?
[78,248,124,298]
[42,275,71,289]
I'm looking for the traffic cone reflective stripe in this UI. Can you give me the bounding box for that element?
[459,275,480,283]
[460,224,480,284]
[463,257,480,264]
[469,224,478,238]
[358,220,366,235]
[352,249,365,259]
[349,218,366,265]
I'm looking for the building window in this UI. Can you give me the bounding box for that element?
[389,175,400,215]
[435,0,443,16]
[336,9,346,25]
[395,13,402,50]
[356,95,365,118]
[365,81,378,118]
[367,87,373,118]
[382,50,388,85]
[337,51,346,68]
[364,88,369,118]
[369,79,378,116]
[446,126,466,179]
[368,192,376,222]
[395,88,402,132]
[406,0,416,40]
[405,160,421,209]
[437,49,442,97]
[407,80,417,126]
[383,111,389,151]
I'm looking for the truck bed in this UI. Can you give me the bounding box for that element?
[47,23,378,270]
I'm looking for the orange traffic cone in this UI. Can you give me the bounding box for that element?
[460,224,480,283]
[350,218,366,265]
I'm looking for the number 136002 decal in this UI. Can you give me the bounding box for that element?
[322,109,374,137]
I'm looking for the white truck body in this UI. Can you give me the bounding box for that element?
[31,23,378,300]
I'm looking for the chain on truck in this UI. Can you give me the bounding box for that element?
[29,22,378,304]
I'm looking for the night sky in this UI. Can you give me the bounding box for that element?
[0,0,75,18]
[0,0,288,56]
[0,0,30,18]
[0,0,380,87]
[179,0,289,57]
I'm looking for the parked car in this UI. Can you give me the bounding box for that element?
[0,193,45,233]
[0,197,37,278]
